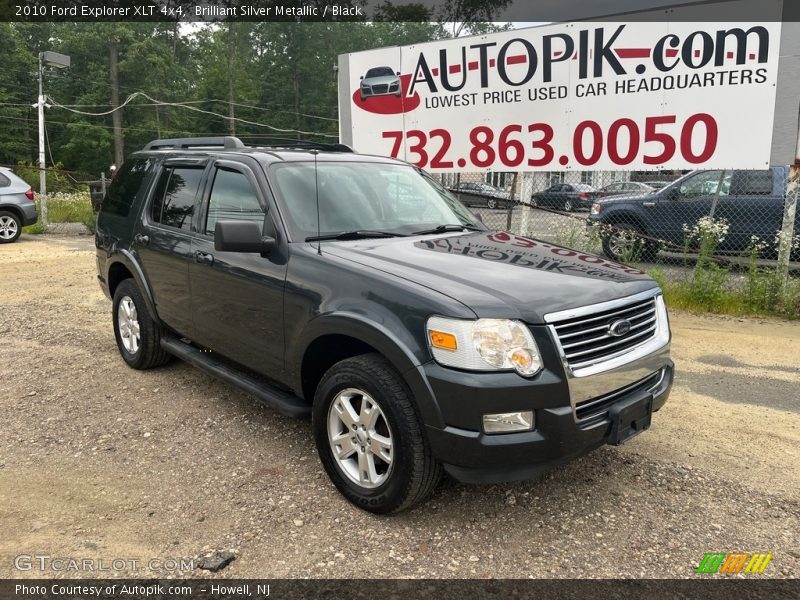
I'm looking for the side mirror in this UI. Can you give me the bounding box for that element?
[360,75,364,79]
[396,71,401,76]
[215,221,275,254]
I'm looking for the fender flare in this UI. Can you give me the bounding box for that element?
[107,250,161,325]
[290,312,445,428]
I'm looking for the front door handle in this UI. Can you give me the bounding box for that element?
[194,251,214,266]
[134,233,150,244]
[642,201,656,207]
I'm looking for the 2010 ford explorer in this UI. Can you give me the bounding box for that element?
[95,137,673,514]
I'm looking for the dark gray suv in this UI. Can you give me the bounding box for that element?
[0,167,37,243]
[95,137,673,513]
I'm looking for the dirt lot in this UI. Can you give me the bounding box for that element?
[1,233,798,579]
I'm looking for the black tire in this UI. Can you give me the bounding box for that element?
[530,197,538,208]
[0,210,22,244]
[112,279,172,370]
[313,353,442,514]
[602,222,659,263]
[487,197,498,210]
[563,199,573,212]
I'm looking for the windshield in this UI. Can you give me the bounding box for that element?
[270,162,483,241]
[365,67,395,78]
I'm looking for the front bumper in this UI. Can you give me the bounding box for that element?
[425,362,672,484]
[415,291,673,484]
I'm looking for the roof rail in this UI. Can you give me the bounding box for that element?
[235,136,353,152]
[142,136,246,151]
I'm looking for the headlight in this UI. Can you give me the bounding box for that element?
[591,203,602,215]
[426,317,542,376]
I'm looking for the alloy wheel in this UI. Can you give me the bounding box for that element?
[327,388,393,489]
[117,296,141,354]
[0,215,18,240]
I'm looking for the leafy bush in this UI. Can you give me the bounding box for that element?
[21,191,95,234]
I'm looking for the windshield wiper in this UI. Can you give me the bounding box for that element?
[305,230,407,242]
[411,223,483,236]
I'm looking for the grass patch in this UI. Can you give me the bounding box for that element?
[22,191,95,234]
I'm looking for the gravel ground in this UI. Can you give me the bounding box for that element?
[0,233,798,579]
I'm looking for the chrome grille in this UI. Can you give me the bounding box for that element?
[551,296,658,369]
[372,84,389,94]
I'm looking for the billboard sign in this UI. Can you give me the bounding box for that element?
[338,21,782,172]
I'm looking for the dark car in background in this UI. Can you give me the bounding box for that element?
[589,167,796,262]
[450,181,513,209]
[531,183,596,212]
[590,181,654,200]
[0,166,37,243]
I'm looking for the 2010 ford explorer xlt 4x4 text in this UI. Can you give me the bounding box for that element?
[95,137,673,513]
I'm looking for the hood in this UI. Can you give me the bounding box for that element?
[323,231,659,324]
[598,190,661,205]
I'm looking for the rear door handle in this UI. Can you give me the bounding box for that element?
[194,251,214,266]
[134,233,150,244]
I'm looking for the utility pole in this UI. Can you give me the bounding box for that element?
[37,52,47,227]
[777,112,800,290]
[36,51,70,229]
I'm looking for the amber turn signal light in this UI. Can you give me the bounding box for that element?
[429,330,458,351]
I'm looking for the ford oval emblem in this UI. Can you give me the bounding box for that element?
[608,319,632,337]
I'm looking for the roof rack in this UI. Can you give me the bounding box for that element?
[142,136,353,153]
[236,136,353,153]
[142,136,246,151]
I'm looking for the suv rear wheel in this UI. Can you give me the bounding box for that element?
[0,211,22,244]
[112,279,172,370]
[313,353,442,514]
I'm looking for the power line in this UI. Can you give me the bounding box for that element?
[26,98,338,122]
[0,114,201,137]
[46,92,338,138]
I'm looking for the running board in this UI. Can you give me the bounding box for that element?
[160,335,310,419]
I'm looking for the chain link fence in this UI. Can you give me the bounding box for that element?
[440,167,800,316]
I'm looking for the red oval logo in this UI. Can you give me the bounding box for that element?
[352,74,420,115]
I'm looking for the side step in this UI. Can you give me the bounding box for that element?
[160,335,311,419]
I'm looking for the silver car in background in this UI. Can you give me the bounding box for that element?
[359,66,401,101]
[0,167,38,243]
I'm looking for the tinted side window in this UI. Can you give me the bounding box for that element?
[150,166,204,231]
[0,174,9,187]
[730,170,774,195]
[205,169,263,236]
[102,159,152,217]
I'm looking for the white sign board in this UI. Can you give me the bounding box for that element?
[338,22,782,172]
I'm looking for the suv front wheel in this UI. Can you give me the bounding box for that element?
[112,279,172,370]
[313,354,442,514]
[602,222,659,263]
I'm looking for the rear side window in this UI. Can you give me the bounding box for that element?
[0,174,9,187]
[101,159,152,217]
[730,170,774,195]
[205,168,263,236]
[150,166,204,231]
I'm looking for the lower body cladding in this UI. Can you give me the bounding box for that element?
[418,338,673,485]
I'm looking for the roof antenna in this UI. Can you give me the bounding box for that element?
[311,150,322,255]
